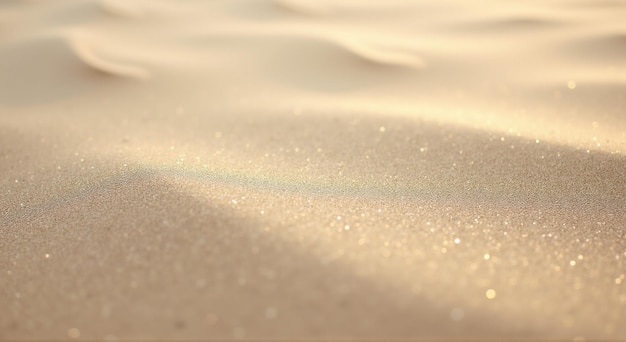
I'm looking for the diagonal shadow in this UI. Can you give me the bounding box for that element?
[2,166,548,340]
[2,113,625,339]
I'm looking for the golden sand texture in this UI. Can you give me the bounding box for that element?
[1,0,625,340]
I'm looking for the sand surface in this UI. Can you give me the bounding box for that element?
[1,0,625,340]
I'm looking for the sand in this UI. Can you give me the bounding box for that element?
[1,0,625,340]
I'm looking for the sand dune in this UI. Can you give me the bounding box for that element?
[1,0,625,340]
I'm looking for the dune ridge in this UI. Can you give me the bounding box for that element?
[337,39,426,69]
[68,34,151,79]
[97,0,145,18]
[273,0,332,16]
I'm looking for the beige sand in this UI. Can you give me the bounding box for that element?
[1,0,625,340]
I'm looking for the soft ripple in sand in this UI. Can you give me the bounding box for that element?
[69,34,150,79]
[0,33,148,105]
[338,39,425,69]
[97,0,146,18]
[191,31,424,91]
[273,0,332,16]
[454,16,564,32]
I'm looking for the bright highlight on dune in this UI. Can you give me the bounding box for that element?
[1,0,625,340]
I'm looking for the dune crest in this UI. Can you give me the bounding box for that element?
[274,0,333,16]
[337,39,426,69]
[0,32,151,105]
[458,16,561,32]
[97,0,145,18]
[69,35,150,79]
